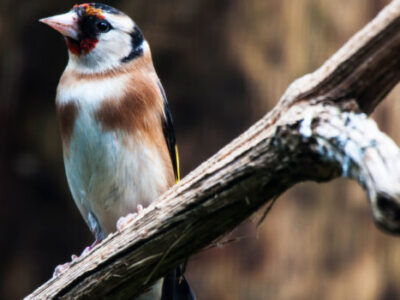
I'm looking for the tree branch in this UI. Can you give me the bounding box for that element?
[25,1,400,299]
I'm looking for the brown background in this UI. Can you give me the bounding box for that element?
[1,0,400,299]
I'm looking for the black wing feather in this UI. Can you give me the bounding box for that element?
[158,82,180,182]
[158,83,196,299]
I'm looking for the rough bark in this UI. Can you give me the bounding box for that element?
[25,1,400,299]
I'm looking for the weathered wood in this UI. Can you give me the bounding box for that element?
[25,1,400,299]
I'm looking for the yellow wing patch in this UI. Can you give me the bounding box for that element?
[175,145,181,183]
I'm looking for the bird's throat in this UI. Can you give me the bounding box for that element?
[65,37,98,56]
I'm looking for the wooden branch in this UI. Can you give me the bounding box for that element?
[26,1,400,299]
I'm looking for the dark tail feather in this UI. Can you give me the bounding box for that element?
[161,266,196,300]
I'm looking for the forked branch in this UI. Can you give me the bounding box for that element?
[26,1,400,299]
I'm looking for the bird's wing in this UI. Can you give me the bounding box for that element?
[158,82,196,300]
[158,82,180,182]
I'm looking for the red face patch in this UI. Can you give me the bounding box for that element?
[65,37,98,56]
[65,38,80,55]
[80,37,99,53]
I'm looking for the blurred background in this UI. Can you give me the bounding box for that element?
[1,0,400,299]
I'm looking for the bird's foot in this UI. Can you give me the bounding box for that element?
[116,204,144,231]
[52,254,79,277]
[52,239,102,278]
[80,238,102,256]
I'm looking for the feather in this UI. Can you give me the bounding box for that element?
[158,81,180,182]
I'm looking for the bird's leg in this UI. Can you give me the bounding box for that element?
[116,204,144,231]
[54,205,143,276]
[80,213,105,255]
[80,237,103,256]
[53,213,105,277]
[52,236,104,277]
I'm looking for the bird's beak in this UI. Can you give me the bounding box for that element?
[39,11,79,40]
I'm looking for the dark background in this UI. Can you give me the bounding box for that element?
[2,0,400,299]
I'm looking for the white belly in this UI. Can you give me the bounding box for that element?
[64,109,168,235]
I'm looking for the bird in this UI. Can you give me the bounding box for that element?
[40,3,195,300]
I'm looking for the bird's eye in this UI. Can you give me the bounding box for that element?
[96,20,111,33]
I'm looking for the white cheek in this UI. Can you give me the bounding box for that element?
[68,30,133,73]
[96,31,132,59]
[57,74,130,107]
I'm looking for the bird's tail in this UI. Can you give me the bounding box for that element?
[161,265,196,300]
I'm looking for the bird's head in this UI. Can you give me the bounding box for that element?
[40,3,146,73]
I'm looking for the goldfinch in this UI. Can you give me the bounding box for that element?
[40,3,194,300]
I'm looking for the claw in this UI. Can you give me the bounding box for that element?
[52,238,103,277]
[52,252,81,277]
[53,261,72,277]
[116,212,137,231]
[116,204,144,231]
